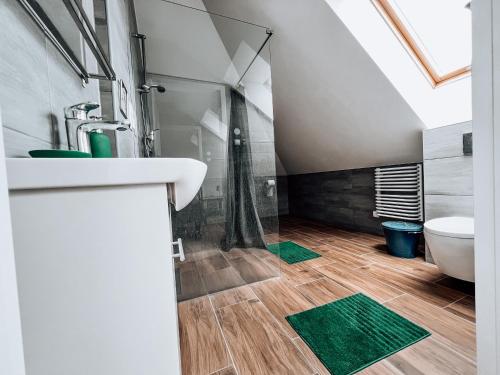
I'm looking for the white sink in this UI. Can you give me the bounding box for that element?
[6,158,207,210]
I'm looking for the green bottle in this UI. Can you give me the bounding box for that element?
[89,130,113,158]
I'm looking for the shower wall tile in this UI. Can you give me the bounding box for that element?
[254,176,279,219]
[205,159,226,179]
[251,151,276,177]
[251,142,275,154]
[247,104,274,143]
[202,178,224,198]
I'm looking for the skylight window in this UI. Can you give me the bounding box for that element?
[373,0,471,87]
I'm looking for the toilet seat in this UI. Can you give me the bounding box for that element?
[424,217,474,239]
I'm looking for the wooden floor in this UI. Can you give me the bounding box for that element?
[178,216,476,375]
[175,224,280,301]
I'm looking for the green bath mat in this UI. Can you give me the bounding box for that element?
[286,293,430,375]
[267,241,321,264]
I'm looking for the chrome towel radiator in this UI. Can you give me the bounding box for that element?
[375,164,423,221]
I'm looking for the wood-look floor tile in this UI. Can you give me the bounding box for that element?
[178,297,230,375]
[248,247,275,260]
[210,366,237,375]
[210,285,258,310]
[345,234,386,250]
[362,263,465,307]
[281,235,324,249]
[292,338,330,375]
[178,217,477,374]
[267,258,325,286]
[301,254,337,268]
[176,260,207,302]
[320,237,376,255]
[296,277,353,306]
[314,244,372,269]
[445,296,476,323]
[358,360,403,375]
[251,278,315,338]
[217,299,315,375]
[226,251,279,284]
[436,276,475,296]
[361,251,444,282]
[316,263,404,303]
[264,233,281,243]
[197,254,246,294]
[387,337,476,374]
[290,228,332,242]
[385,294,476,360]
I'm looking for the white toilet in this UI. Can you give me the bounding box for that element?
[424,217,474,282]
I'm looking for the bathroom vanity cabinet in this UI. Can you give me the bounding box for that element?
[6,158,206,375]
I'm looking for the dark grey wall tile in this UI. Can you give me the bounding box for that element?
[277,175,289,216]
[287,166,390,235]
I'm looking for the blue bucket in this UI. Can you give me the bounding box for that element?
[381,221,423,258]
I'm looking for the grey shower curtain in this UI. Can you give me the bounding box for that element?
[221,89,266,251]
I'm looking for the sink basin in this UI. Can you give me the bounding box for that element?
[7,158,207,211]
[29,150,92,158]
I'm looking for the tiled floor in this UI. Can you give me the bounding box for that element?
[178,216,476,375]
[175,224,280,301]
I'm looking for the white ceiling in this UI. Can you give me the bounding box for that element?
[136,0,430,175]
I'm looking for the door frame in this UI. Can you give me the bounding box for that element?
[473,0,500,373]
[0,108,26,375]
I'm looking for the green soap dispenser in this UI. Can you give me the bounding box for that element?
[89,129,113,158]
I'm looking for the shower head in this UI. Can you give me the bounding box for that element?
[138,84,166,94]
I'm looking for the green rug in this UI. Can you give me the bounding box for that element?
[267,241,321,264]
[286,293,430,375]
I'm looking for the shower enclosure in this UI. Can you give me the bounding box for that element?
[134,1,279,301]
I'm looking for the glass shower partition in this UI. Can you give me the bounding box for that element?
[142,2,279,301]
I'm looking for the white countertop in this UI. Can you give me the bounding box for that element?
[6,158,207,211]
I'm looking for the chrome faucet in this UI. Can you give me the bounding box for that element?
[65,102,131,154]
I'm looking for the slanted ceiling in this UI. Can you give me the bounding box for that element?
[202,0,425,175]
[137,0,426,175]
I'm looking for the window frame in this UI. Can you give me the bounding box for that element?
[372,0,471,87]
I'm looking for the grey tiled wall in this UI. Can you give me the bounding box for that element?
[423,121,474,262]
[423,121,474,220]
[288,167,384,235]
[0,0,140,157]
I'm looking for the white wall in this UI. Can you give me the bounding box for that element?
[134,0,235,84]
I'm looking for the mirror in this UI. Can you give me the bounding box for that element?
[17,0,115,82]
